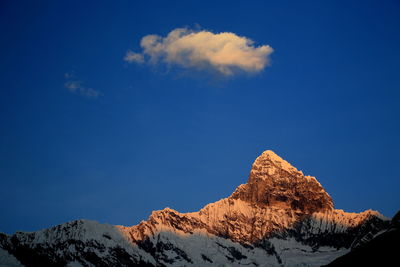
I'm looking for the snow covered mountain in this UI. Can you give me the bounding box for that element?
[0,150,390,266]
[323,210,400,266]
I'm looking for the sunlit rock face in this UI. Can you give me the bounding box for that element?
[0,150,390,267]
[123,150,373,246]
[231,150,334,213]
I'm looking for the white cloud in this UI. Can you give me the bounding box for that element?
[124,28,273,76]
[64,73,102,98]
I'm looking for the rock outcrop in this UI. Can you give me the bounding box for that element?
[231,150,333,213]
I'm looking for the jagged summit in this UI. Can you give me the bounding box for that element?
[131,150,337,245]
[253,150,300,176]
[231,150,334,213]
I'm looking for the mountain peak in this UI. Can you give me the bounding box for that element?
[260,149,282,158]
[231,150,334,213]
[254,150,300,176]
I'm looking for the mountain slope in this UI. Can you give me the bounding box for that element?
[323,211,400,267]
[0,150,390,266]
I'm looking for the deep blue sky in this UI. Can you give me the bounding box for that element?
[1,0,399,234]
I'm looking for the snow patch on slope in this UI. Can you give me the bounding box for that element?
[0,248,24,267]
[269,238,348,267]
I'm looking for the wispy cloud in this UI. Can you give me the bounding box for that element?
[125,28,273,76]
[124,51,144,63]
[64,72,102,98]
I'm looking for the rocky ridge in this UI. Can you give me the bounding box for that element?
[0,150,390,266]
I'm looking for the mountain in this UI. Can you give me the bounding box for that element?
[0,150,390,267]
[323,210,400,267]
